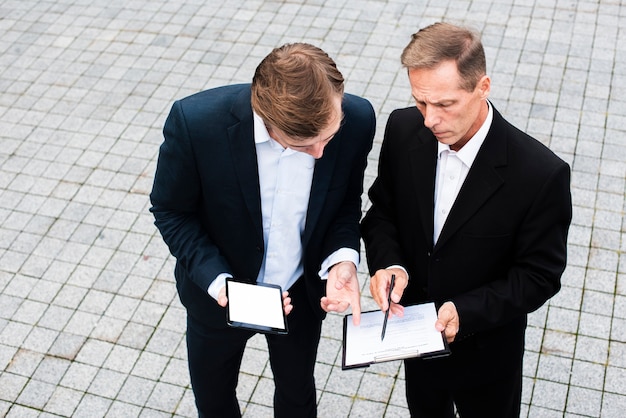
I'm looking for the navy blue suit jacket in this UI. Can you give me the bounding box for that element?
[150,84,375,327]
[361,105,572,383]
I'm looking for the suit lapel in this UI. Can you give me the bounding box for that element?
[409,127,438,250]
[303,139,338,248]
[225,86,341,249]
[227,88,263,242]
[434,110,507,251]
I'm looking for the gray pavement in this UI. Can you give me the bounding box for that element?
[0,0,624,416]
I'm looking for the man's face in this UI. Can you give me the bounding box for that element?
[268,95,343,159]
[408,60,490,151]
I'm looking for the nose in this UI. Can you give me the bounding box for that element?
[423,106,439,129]
[307,141,326,159]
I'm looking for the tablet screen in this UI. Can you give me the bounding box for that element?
[226,279,288,334]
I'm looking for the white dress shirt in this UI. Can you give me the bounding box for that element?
[207,112,358,299]
[433,101,493,244]
[254,112,314,289]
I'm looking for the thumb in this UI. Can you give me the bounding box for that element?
[335,264,351,289]
[217,287,228,307]
[435,315,447,331]
[435,304,454,331]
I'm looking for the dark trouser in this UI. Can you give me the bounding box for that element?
[186,279,321,418]
[404,356,522,418]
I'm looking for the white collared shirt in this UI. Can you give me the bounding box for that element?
[433,101,493,244]
[207,112,358,299]
[253,112,314,289]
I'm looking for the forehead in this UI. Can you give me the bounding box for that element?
[408,61,464,98]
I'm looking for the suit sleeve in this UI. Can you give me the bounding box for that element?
[319,96,376,262]
[149,101,231,293]
[361,110,412,272]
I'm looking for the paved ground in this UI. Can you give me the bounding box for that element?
[0,0,624,417]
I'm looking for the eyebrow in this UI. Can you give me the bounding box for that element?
[412,95,455,105]
[321,114,345,141]
[289,118,344,148]
[322,126,341,141]
[288,131,336,149]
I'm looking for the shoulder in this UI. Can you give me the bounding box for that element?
[384,106,427,144]
[343,93,372,107]
[342,93,375,121]
[386,106,424,131]
[389,106,422,120]
[178,83,251,108]
[340,94,376,142]
[491,107,570,173]
[168,84,251,127]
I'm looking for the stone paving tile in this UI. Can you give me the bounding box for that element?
[0,0,624,417]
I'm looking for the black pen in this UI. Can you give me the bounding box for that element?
[381,274,396,341]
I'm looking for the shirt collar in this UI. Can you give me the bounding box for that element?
[437,101,493,167]
[253,111,298,155]
[253,111,271,145]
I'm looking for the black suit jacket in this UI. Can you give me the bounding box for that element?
[150,84,375,328]
[361,105,571,382]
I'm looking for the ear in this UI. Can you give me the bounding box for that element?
[477,75,491,99]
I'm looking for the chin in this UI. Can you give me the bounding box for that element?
[435,136,454,145]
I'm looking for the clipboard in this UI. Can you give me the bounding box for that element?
[341,302,450,370]
[226,278,288,335]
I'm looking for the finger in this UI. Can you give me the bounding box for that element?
[324,300,350,313]
[350,294,361,326]
[390,303,404,317]
[217,287,228,307]
[335,273,347,289]
[444,325,457,343]
[284,304,293,316]
[320,297,334,312]
[435,310,454,332]
[370,274,389,307]
[382,278,395,311]
[334,265,352,289]
[320,302,327,312]
[379,277,389,301]
[333,300,350,310]
[390,286,402,304]
[435,310,450,330]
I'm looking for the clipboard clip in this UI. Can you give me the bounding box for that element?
[373,350,419,362]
